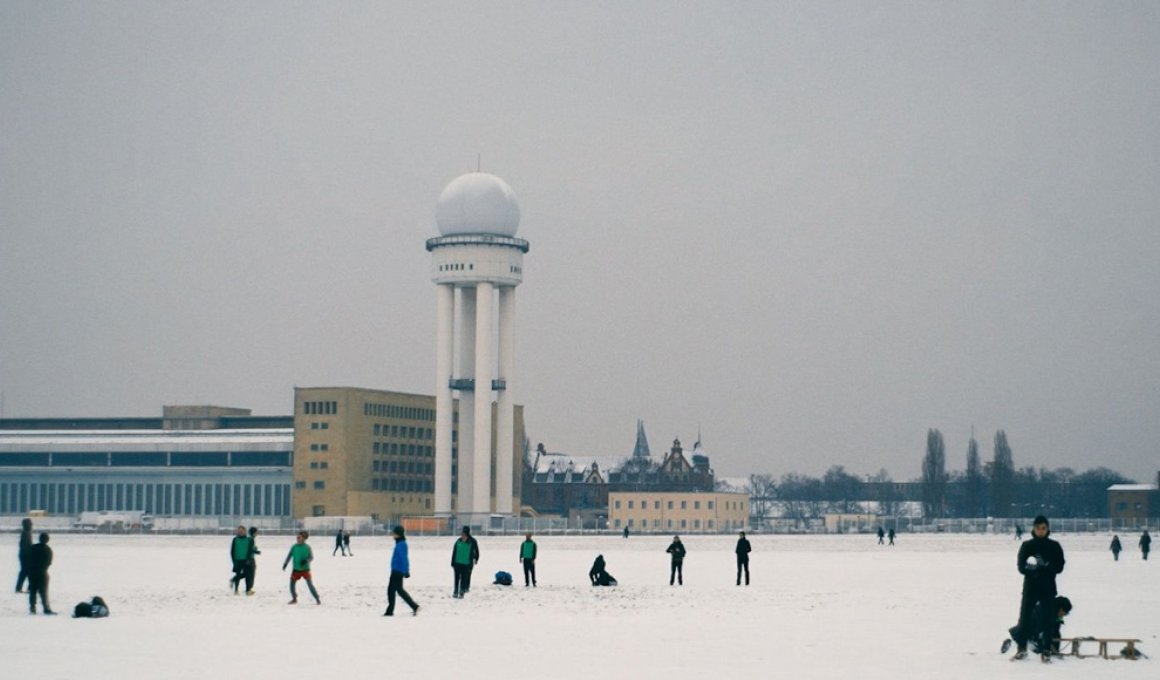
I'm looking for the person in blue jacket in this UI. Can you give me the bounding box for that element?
[384,525,419,616]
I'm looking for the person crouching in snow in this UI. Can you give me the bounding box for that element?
[1003,596,1072,661]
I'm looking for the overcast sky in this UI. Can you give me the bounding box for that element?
[2,2,1158,482]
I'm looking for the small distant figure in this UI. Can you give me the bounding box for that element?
[519,532,538,587]
[735,531,751,586]
[245,527,261,593]
[27,532,55,615]
[666,535,686,586]
[282,531,321,605]
[887,528,896,546]
[623,526,630,539]
[1110,535,1122,561]
[1140,530,1151,561]
[15,517,32,593]
[384,526,418,616]
[1015,524,1024,541]
[229,525,255,595]
[72,596,109,619]
[1003,596,1072,661]
[451,526,480,598]
[877,527,885,545]
[343,531,353,556]
[333,529,346,557]
[589,554,616,586]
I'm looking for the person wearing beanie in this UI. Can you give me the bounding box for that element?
[384,526,418,616]
[450,526,480,598]
[1006,515,1065,659]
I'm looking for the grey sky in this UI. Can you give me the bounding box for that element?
[2,2,1158,481]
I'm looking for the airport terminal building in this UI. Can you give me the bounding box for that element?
[0,406,293,522]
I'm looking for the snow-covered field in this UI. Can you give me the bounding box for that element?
[2,532,1155,679]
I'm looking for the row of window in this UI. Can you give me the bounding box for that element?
[509,265,522,274]
[309,422,330,430]
[372,478,434,492]
[372,460,433,475]
[303,401,337,415]
[308,461,329,469]
[373,442,434,458]
[0,451,292,468]
[615,518,725,530]
[363,403,436,421]
[373,424,435,440]
[0,481,290,517]
[613,499,748,512]
[308,443,329,452]
[294,481,326,490]
[438,263,474,272]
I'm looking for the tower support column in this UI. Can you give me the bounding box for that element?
[457,287,477,522]
[434,283,454,516]
[496,286,516,515]
[471,281,495,523]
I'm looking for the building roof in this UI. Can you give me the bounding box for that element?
[1108,484,1159,492]
[0,429,293,451]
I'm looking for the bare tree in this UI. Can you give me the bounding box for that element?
[747,473,777,527]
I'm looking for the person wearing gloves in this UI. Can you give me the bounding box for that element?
[1007,515,1065,660]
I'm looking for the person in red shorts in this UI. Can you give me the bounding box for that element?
[282,531,321,605]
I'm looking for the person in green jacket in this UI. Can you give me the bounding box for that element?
[519,533,537,587]
[229,525,255,595]
[282,531,321,605]
[451,526,479,598]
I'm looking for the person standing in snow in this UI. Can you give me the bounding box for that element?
[877,527,885,545]
[343,531,353,556]
[333,528,346,556]
[14,517,32,593]
[384,526,418,616]
[519,533,537,587]
[450,526,479,598]
[1140,530,1151,561]
[1007,515,1065,660]
[887,528,896,546]
[282,531,321,605]
[735,531,751,586]
[243,527,261,593]
[666,535,686,586]
[229,525,255,594]
[1110,535,1122,561]
[27,532,55,615]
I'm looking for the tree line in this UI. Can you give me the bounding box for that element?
[743,429,1134,522]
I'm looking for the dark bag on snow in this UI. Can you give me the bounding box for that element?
[494,571,513,586]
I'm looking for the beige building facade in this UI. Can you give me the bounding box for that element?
[292,386,523,522]
[608,491,749,533]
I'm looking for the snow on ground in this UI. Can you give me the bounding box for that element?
[2,532,1156,679]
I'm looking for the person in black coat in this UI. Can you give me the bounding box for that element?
[1007,515,1065,658]
[589,554,616,586]
[1140,530,1151,561]
[27,532,55,615]
[666,536,686,586]
[450,527,480,598]
[1110,535,1122,561]
[735,531,752,585]
[15,517,32,593]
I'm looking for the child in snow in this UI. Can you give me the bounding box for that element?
[282,531,321,605]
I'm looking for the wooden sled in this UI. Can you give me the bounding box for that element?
[1056,637,1143,660]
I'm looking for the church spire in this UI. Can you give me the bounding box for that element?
[632,419,651,459]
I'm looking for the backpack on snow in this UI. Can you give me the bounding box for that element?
[493,571,513,586]
[73,596,109,618]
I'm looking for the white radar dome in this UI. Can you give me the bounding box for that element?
[435,172,521,237]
